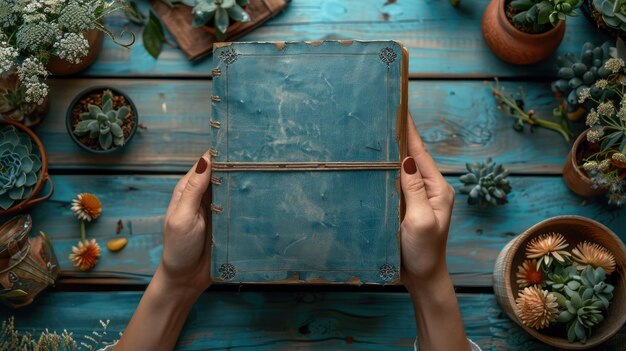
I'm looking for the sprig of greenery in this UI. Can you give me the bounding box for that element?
[487,79,573,142]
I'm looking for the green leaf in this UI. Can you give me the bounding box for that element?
[537,2,554,24]
[80,112,94,120]
[102,98,113,114]
[192,10,214,27]
[215,7,229,34]
[0,289,29,298]
[99,133,113,150]
[88,104,103,117]
[221,0,236,8]
[111,123,123,138]
[227,4,250,22]
[124,0,146,25]
[117,106,130,119]
[236,0,249,6]
[143,11,165,59]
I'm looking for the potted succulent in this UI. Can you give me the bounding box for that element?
[482,0,583,64]
[185,0,251,40]
[562,54,626,204]
[494,216,626,349]
[66,87,138,153]
[0,120,53,215]
[459,157,512,207]
[582,0,626,38]
[0,0,133,126]
[0,74,49,127]
[552,41,613,122]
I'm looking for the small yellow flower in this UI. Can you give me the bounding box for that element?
[572,241,616,275]
[516,260,544,288]
[526,233,571,269]
[71,193,102,222]
[515,286,559,330]
[69,239,101,271]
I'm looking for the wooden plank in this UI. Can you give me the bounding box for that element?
[40,79,573,174]
[5,292,625,350]
[81,0,609,78]
[17,175,625,287]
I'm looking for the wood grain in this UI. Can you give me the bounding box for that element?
[14,174,623,287]
[40,79,575,174]
[79,0,609,78]
[5,292,625,350]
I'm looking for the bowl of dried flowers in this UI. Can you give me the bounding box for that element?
[494,215,626,349]
[66,87,138,154]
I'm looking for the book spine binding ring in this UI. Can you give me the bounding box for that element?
[209,120,221,128]
[211,95,221,102]
[209,148,219,157]
[211,68,221,77]
[210,204,223,213]
[210,176,222,185]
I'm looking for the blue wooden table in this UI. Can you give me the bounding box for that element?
[3,1,626,349]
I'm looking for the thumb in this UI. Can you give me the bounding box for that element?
[400,156,431,213]
[176,155,212,216]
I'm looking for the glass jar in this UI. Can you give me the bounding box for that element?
[0,214,60,308]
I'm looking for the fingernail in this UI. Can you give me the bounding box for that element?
[403,157,417,175]
[196,157,208,174]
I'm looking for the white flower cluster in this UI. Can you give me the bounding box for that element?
[16,22,59,51]
[0,40,18,75]
[53,32,89,64]
[21,0,47,23]
[0,0,18,28]
[43,0,67,15]
[17,57,49,104]
[58,1,97,32]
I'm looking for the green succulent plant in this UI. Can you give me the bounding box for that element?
[577,265,614,309]
[73,90,129,150]
[553,288,606,343]
[184,0,250,39]
[546,264,580,294]
[0,125,42,210]
[552,41,613,111]
[593,0,626,31]
[510,0,583,33]
[459,158,511,207]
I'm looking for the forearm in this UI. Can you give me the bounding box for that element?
[114,267,202,351]
[406,270,471,351]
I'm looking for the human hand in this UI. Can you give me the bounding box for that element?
[400,112,456,291]
[158,151,213,295]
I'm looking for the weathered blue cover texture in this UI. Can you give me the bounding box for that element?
[210,41,406,284]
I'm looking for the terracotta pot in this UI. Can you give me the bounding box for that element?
[0,120,54,216]
[47,29,104,76]
[0,74,50,128]
[563,130,607,198]
[482,0,566,64]
[494,215,626,349]
[66,86,139,154]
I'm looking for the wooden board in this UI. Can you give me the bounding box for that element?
[40,79,574,174]
[20,175,625,287]
[5,292,626,350]
[79,0,610,78]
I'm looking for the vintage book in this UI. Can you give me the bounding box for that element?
[210,41,408,284]
[150,0,289,61]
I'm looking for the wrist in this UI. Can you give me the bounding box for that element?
[151,266,204,305]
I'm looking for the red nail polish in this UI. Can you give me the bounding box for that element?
[403,157,417,175]
[196,157,208,174]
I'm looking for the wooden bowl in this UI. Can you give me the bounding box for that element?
[494,215,626,349]
[0,120,54,216]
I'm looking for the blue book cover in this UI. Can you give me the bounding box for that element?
[210,40,408,284]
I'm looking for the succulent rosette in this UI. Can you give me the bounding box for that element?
[0,125,41,210]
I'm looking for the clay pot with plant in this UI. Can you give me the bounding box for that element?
[0,74,49,128]
[0,120,53,216]
[47,28,105,76]
[482,0,583,64]
[67,87,138,154]
[562,56,626,205]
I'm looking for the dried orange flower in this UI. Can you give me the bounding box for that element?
[516,260,544,288]
[71,193,102,222]
[526,232,571,269]
[515,286,558,330]
[572,242,616,275]
[69,239,101,271]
